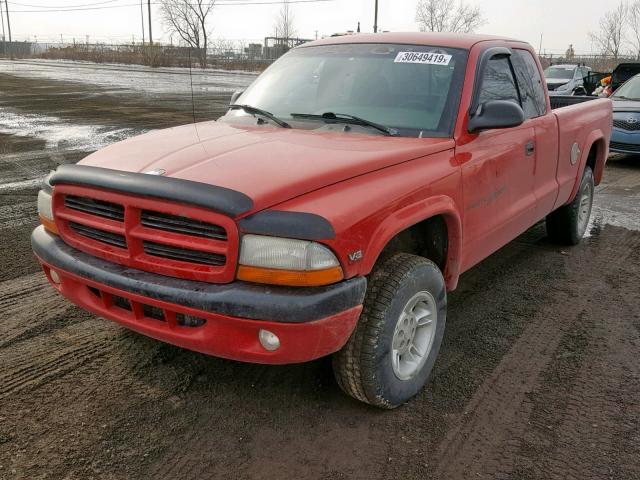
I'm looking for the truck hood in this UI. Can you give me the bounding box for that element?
[79,121,453,215]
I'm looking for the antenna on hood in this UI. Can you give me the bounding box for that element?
[188,48,197,126]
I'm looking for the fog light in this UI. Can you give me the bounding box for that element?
[258,329,280,351]
[49,269,61,284]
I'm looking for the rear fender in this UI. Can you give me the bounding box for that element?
[567,130,607,203]
[361,195,462,291]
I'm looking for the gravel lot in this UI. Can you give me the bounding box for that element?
[1,60,639,480]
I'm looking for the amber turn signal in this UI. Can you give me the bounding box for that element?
[237,265,344,287]
[39,214,59,235]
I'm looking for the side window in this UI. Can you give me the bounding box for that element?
[477,56,520,105]
[511,50,547,118]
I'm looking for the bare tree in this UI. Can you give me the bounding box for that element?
[273,0,296,39]
[589,2,628,61]
[160,0,215,67]
[415,0,485,33]
[628,0,640,59]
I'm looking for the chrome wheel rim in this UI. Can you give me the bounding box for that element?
[391,291,438,381]
[577,181,594,237]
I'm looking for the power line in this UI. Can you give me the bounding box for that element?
[9,0,334,12]
[8,0,122,8]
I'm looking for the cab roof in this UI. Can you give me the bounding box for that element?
[301,32,527,50]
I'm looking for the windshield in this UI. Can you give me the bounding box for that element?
[226,43,468,137]
[612,74,640,100]
[544,66,576,80]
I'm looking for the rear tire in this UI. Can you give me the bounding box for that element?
[332,253,447,409]
[546,166,594,245]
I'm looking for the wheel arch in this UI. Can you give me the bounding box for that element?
[359,195,462,291]
[567,132,607,202]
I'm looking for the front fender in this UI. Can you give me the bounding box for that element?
[360,195,463,291]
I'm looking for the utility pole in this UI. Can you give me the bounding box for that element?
[4,0,12,59]
[4,0,11,44]
[373,0,378,33]
[538,33,543,54]
[1,1,6,45]
[140,0,145,44]
[147,0,153,44]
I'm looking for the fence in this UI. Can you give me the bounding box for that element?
[539,53,640,72]
[0,40,283,71]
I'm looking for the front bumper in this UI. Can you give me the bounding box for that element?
[610,128,640,155]
[32,226,366,364]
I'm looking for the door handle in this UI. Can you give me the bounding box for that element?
[525,141,535,156]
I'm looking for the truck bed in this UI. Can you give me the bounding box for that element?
[550,95,600,110]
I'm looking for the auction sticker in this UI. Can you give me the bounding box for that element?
[394,51,452,65]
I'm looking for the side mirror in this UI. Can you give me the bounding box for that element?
[468,100,525,133]
[230,90,244,105]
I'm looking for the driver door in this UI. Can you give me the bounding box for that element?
[456,51,537,271]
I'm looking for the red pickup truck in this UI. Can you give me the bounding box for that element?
[32,33,612,408]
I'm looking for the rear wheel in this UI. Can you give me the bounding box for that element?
[332,253,447,409]
[546,166,594,245]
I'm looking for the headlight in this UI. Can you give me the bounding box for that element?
[37,173,58,234]
[237,234,343,286]
[556,83,571,91]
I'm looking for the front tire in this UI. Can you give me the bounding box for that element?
[332,253,447,409]
[546,166,595,245]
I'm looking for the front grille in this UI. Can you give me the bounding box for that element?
[613,119,640,131]
[141,210,227,240]
[55,188,237,283]
[70,222,127,248]
[65,195,124,221]
[610,141,640,153]
[143,241,226,266]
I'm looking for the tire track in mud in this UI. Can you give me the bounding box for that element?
[0,338,114,400]
[0,273,72,347]
[145,360,386,480]
[0,273,118,400]
[428,226,640,480]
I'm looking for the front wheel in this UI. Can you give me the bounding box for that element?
[546,166,595,245]
[332,253,447,409]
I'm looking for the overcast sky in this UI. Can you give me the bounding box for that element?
[2,0,609,54]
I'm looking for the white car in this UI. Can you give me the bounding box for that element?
[544,64,591,96]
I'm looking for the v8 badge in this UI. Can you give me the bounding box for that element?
[348,250,363,263]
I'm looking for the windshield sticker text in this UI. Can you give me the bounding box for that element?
[394,52,452,66]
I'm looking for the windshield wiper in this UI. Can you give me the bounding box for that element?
[229,104,291,128]
[290,112,397,136]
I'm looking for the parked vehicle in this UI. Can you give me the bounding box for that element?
[605,63,640,96]
[609,73,640,155]
[32,33,612,408]
[544,64,592,96]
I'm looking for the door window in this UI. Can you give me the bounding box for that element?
[477,56,520,106]
[511,50,547,118]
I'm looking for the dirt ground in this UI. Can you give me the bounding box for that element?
[1,61,639,480]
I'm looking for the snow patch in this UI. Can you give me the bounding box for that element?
[0,108,142,151]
